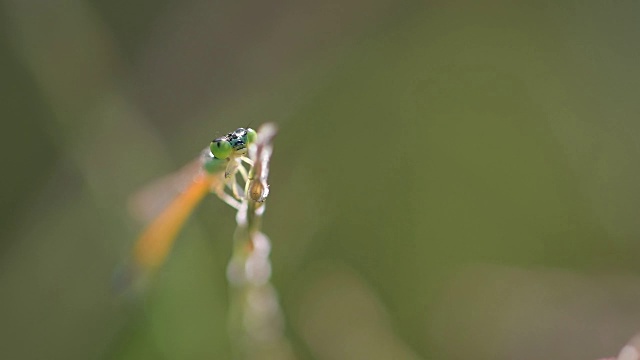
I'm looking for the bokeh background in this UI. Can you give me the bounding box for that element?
[2,1,640,359]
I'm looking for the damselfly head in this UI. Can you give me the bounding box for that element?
[210,127,258,159]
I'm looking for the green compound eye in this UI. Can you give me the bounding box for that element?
[245,128,257,145]
[210,138,233,159]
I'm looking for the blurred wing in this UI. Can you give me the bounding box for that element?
[132,172,219,272]
[128,158,204,223]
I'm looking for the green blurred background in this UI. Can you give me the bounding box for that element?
[2,1,640,359]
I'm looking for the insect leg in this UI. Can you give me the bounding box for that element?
[239,156,254,167]
[236,162,249,183]
[213,186,242,210]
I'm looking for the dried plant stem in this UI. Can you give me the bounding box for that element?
[225,124,295,360]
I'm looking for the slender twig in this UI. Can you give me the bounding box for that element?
[226,123,295,360]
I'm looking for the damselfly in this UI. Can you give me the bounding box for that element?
[120,127,264,288]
